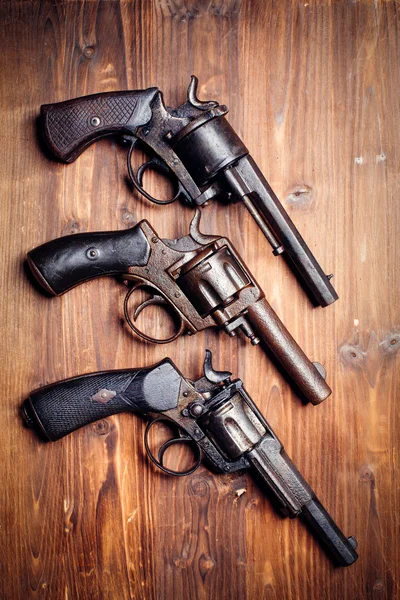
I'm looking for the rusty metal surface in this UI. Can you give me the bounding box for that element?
[27,212,331,405]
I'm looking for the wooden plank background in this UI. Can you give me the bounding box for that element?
[1,0,399,598]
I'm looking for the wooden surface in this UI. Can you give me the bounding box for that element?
[1,1,399,598]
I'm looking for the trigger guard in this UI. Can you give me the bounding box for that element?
[133,293,168,320]
[127,143,183,206]
[137,157,171,184]
[158,438,202,476]
[123,284,186,344]
[144,418,202,477]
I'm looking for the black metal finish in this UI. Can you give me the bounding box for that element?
[172,115,248,185]
[247,441,358,567]
[23,351,357,566]
[228,157,338,307]
[41,76,338,307]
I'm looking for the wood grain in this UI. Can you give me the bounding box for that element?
[1,0,399,598]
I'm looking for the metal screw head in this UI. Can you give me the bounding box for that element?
[86,247,98,260]
[90,116,101,127]
[189,403,204,418]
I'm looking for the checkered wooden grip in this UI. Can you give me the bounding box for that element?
[41,89,158,163]
[23,360,182,441]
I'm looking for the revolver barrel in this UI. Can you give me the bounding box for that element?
[247,438,358,567]
[224,156,338,308]
[246,298,331,404]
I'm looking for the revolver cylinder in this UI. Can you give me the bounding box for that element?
[172,113,248,186]
[198,391,266,459]
[177,245,250,317]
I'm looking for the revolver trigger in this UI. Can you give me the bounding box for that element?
[133,293,168,320]
[144,417,202,477]
[137,157,171,186]
[123,284,186,344]
[127,143,181,206]
[120,134,138,148]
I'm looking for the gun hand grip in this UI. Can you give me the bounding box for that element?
[41,88,159,163]
[23,360,182,441]
[27,225,151,295]
[246,298,331,404]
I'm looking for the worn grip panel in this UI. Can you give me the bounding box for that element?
[23,360,183,441]
[247,298,332,404]
[27,224,151,295]
[41,88,159,163]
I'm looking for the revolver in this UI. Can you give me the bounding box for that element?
[27,211,331,406]
[40,76,338,308]
[22,350,358,567]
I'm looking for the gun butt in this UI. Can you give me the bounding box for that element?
[41,88,158,163]
[27,225,151,295]
[23,370,147,441]
[23,360,182,441]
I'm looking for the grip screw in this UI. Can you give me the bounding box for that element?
[86,248,99,260]
[189,403,204,417]
[90,116,101,127]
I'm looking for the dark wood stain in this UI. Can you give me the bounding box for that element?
[1,0,399,598]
